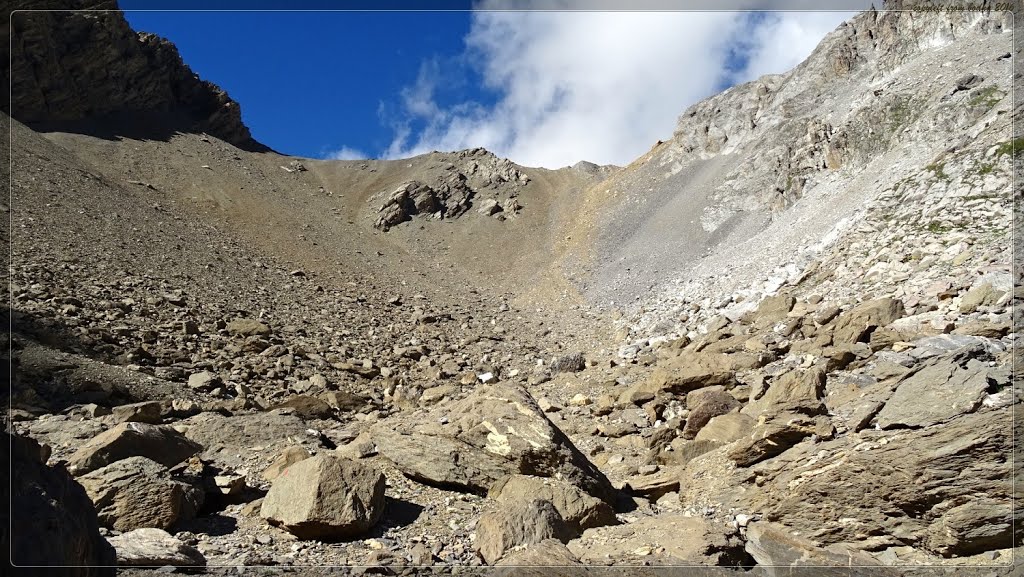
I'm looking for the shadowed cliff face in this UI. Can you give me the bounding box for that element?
[4,0,269,152]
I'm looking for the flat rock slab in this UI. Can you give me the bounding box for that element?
[694,412,755,444]
[107,527,206,566]
[875,349,1005,429]
[260,454,386,540]
[67,422,202,475]
[226,318,271,336]
[110,401,163,424]
[744,521,892,576]
[567,514,738,565]
[624,466,683,500]
[635,352,749,398]
[371,383,615,503]
[908,334,1005,359]
[734,408,1015,557]
[182,410,312,467]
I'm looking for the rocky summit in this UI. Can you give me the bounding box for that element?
[4,1,1021,575]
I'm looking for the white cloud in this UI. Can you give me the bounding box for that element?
[323,145,369,160]
[385,7,871,168]
[730,10,865,82]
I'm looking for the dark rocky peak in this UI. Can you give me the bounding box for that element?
[5,0,269,151]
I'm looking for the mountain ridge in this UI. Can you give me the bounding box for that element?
[5,0,268,151]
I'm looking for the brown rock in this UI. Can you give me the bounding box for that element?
[474,499,571,565]
[832,298,906,344]
[262,446,312,482]
[78,456,203,531]
[271,395,335,419]
[624,466,683,500]
[493,539,582,570]
[744,367,826,418]
[110,401,163,424]
[67,422,202,476]
[370,383,615,503]
[682,390,741,439]
[734,408,1016,555]
[489,474,618,535]
[260,454,386,540]
[226,318,272,336]
[694,412,755,444]
[567,514,741,565]
[728,412,831,467]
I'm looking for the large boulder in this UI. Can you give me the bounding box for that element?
[6,433,116,575]
[259,454,386,540]
[831,297,906,345]
[488,475,618,536]
[474,499,571,565]
[67,422,202,475]
[77,456,204,531]
[682,389,741,439]
[181,410,313,470]
[743,367,826,418]
[370,383,615,503]
[106,527,206,567]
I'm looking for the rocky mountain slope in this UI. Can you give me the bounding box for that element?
[4,0,1021,575]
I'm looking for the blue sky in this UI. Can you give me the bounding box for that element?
[121,6,870,168]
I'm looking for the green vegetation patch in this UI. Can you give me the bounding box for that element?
[925,161,950,181]
[968,85,1004,109]
[994,136,1024,157]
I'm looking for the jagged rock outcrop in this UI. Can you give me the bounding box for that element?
[373,147,528,230]
[5,0,265,150]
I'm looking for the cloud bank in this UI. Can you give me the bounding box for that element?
[323,145,369,160]
[381,7,871,168]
